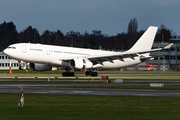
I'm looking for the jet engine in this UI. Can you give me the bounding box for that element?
[69,58,93,69]
[30,63,52,71]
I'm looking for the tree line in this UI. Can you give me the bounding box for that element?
[0,18,176,52]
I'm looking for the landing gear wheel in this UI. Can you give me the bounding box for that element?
[62,72,66,76]
[85,71,90,76]
[70,72,74,76]
[94,72,98,76]
[85,71,98,76]
[91,72,98,77]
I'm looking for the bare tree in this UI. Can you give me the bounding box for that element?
[127,18,138,49]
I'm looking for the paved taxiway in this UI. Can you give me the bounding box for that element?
[1,83,180,98]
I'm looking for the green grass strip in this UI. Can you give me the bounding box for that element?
[0,94,180,120]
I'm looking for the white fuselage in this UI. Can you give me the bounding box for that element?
[4,43,142,69]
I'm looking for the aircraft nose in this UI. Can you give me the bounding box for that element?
[3,48,7,54]
[3,48,10,56]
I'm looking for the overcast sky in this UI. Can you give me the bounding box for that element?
[0,0,180,36]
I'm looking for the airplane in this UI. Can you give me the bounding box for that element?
[3,26,173,77]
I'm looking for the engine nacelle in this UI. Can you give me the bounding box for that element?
[69,58,93,69]
[30,63,52,71]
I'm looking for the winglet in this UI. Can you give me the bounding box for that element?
[164,43,173,49]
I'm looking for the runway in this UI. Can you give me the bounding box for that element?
[1,79,180,83]
[1,75,180,79]
[1,83,180,98]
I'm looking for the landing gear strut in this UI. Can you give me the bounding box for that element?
[62,68,75,77]
[85,71,98,77]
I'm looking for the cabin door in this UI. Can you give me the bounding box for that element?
[22,45,27,53]
[46,47,51,55]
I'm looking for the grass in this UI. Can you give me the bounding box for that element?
[1,70,180,119]
[0,94,180,120]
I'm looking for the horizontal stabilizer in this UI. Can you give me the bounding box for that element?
[164,43,173,49]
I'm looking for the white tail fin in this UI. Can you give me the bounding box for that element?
[128,26,158,52]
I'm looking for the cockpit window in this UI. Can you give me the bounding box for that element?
[8,47,16,49]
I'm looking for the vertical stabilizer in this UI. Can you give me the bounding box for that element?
[128,26,158,52]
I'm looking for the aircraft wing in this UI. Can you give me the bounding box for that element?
[60,43,173,65]
[87,43,173,65]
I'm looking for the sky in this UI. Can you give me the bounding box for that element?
[0,0,180,36]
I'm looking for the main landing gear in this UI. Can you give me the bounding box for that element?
[62,68,75,77]
[62,72,74,76]
[85,71,98,77]
[62,68,98,77]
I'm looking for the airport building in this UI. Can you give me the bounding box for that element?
[147,38,180,71]
[127,38,180,71]
[0,52,19,70]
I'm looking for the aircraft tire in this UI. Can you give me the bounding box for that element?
[62,72,66,76]
[85,71,90,76]
[62,72,75,76]
[94,72,98,76]
[90,72,98,77]
[70,72,75,76]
